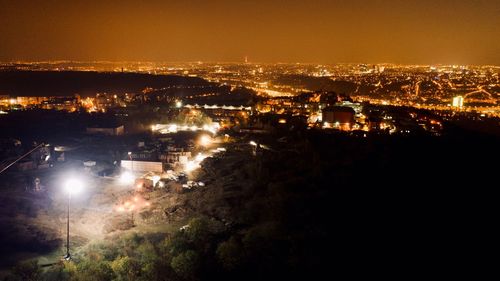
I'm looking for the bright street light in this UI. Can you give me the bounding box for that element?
[199,135,212,147]
[63,177,83,260]
[120,171,135,185]
[64,178,83,195]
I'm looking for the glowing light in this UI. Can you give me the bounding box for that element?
[199,135,212,146]
[205,123,220,134]
[64,178,83,195]
[278,119,287,124]
[184,161,199,172]
[452,96,464,108]
[176,101,182,108]
[120,172,135,185]
[249,141,257,146]
[169,124,178,133]
[150,122,221,135]
[195,153,206,162]
[152,175,161,186]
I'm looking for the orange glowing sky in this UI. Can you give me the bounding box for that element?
[1,0,499,64]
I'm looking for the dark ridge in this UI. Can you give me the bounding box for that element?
[0,71,213,97]
[273,75,358,94]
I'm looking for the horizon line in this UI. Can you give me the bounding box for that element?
[1,60,499,68]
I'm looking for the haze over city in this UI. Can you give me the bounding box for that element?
[1,0,499,64]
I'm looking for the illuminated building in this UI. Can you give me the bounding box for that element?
[335,101,363,114]
[86,124,125,136]
[121,160,163,173]
[41,96,80,111]
[452,96,464,108]
[322,106,355,130]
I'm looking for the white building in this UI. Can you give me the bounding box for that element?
[452,96,464,108]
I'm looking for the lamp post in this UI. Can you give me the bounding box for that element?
[63,178,83,260]
[249,140,258,156]
[128,152,133,172]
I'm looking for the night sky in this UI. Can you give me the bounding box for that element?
[1,0,499,64]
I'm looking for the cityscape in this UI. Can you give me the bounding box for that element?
[0,1,499,280]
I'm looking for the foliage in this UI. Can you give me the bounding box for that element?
[4,260,41,281]
[73,259,114,281]
[216,237,243,271]
[110,256,141,281]
[170,250,199,280]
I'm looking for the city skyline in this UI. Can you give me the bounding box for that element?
[1,0,499,65]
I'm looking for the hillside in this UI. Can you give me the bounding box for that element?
[0,71,214,97]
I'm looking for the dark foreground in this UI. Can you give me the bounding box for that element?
[2,123,498,280]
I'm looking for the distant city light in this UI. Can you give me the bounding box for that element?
[452,96,464,108]
[151,122,221,134]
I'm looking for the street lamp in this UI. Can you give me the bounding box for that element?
[199,135,212,147]
[63,178,83,260]
[249,141,258,156]
[128,151,134,172]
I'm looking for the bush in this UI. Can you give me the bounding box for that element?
[216,237,243,271]
[186,218,210,243]
[111,256,141,281]
[170,250,199,279]
[5,260,41,281]
[73,259,115,281]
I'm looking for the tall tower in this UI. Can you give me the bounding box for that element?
[245,56,248,64]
